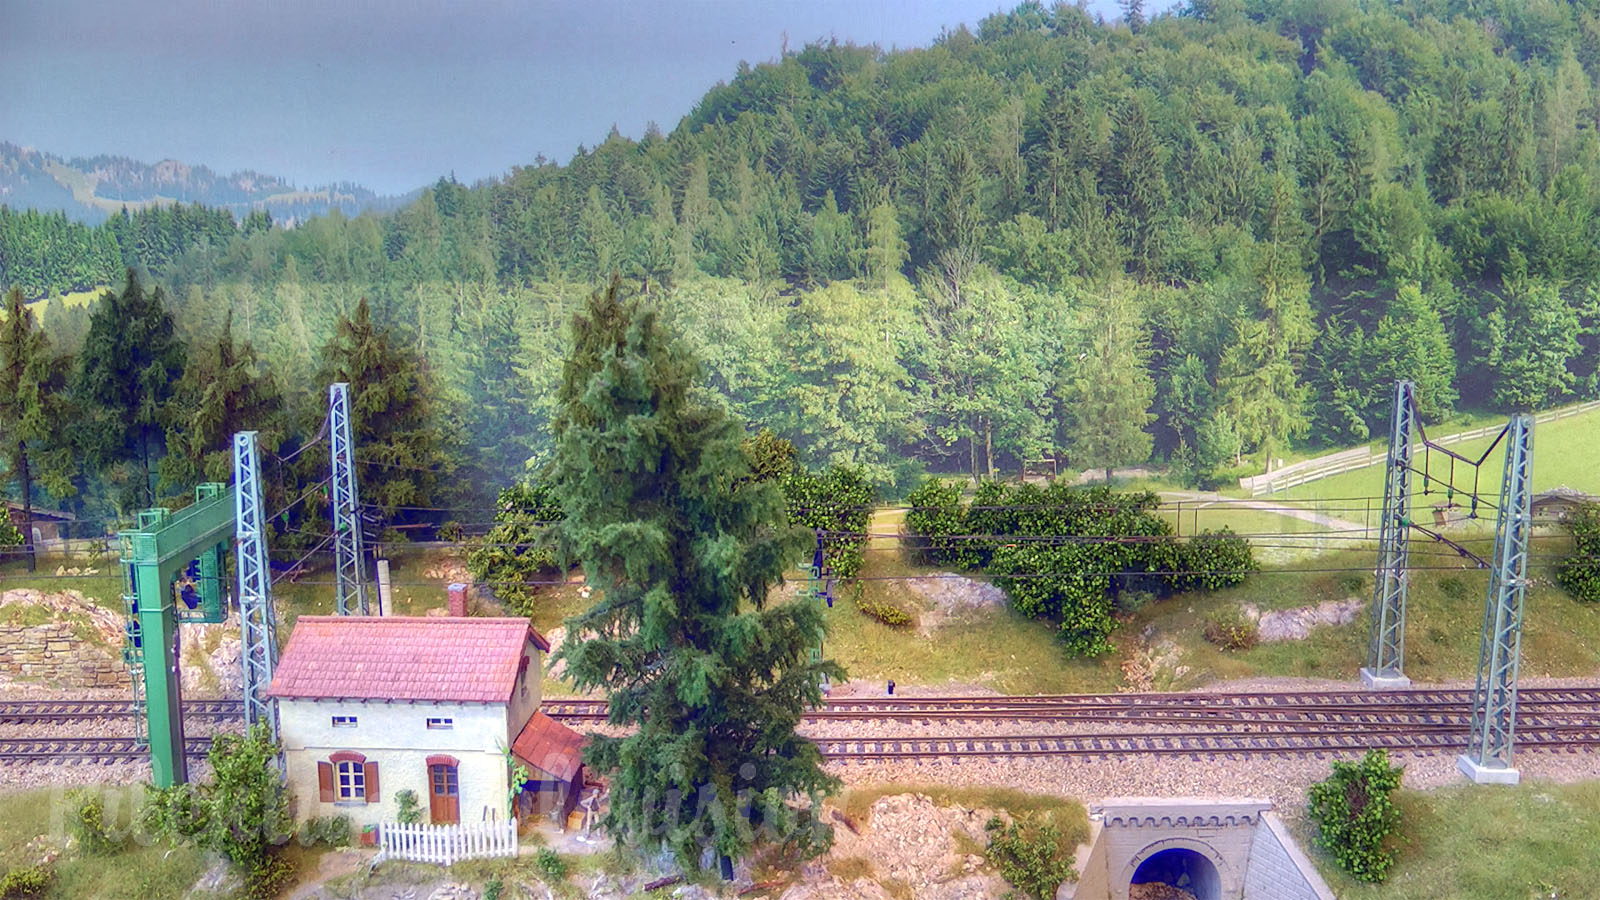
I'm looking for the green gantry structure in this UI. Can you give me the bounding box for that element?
[120,483,235,787]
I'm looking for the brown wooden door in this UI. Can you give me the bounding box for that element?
[428,764,459,824]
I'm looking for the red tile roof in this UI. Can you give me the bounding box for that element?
[512,711,586,782]
[267,616,550,703]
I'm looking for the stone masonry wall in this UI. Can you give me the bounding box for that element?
[0,620,127,688]
[1242,812,1335,900]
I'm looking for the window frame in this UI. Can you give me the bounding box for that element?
[335,759,365,802]
[331,715,358,728]
[425,716,454,730]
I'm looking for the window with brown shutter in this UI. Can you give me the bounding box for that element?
[317,761,334,802]
[363,761,380,802]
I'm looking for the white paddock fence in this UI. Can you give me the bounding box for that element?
[1239,399,1600,496]
[374,819,518,865]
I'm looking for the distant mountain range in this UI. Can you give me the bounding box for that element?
[0,142,411,224]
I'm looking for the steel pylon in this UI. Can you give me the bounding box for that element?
[1460,414,1534,784]
[330,383,369,615]
[1363,380,1415,689]
[233,432,280,755]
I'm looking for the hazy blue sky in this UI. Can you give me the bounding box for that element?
[2,0,1150,196]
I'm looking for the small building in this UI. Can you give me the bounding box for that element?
[1531,487,1598,524]
[4,501,75,543]
[268,615,582,830]
[510,710,587,825]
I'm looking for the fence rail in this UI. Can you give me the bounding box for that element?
[1240,400,1600,497]
[374,819,518,866]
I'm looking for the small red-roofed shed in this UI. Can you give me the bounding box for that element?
[511,711,587,825]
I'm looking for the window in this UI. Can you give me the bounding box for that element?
[336,760,365,801]
[425,717,453,730]
[318,754,378,805]
[331,715,358,728]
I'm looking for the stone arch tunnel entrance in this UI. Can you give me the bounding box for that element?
[1069,799,1335,900]
[1132,846,1222,900]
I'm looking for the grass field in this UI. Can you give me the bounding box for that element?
[1311,780,1600,899]
[0,786,212,900]
[1279,402,1600,505]
[6,523,1599,698]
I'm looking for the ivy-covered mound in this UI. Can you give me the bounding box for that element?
[905,480,1254,656]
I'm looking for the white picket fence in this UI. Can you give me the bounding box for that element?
[1240,399,1600,496]
[374,819,518,866]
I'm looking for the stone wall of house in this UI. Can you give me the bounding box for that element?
[0,620,127,688]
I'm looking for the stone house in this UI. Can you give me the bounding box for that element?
[267,615,584,830]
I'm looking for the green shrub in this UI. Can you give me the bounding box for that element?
[984,815,1076,900]
[394,788,424,825]
[438,520,465,542]
[783,464,876,578]
[1178,528,1257,591]
[483,874,504,900]
[0,519,21,549]
[301,815,351,847]
[0,864,53,899]
[534,847,569,883]
[856,594,913,627]
[1558,503,1600,603]
[466,480,565,616]
[1202,608,1259,652]
[67,788,121,854]
[1307,749,1404,883]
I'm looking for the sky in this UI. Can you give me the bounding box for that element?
[0,0,1162,197]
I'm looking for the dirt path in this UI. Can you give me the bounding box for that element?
[1161,491,1370,535]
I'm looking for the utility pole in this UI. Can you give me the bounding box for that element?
[1362,380,1415,689]
[233,431,280,756]
[330,383,369,615]
[1460,414,1534,784]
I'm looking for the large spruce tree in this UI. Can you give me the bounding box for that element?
[74,270,187,511]
[158,312,285,497]
[0,288,75,570]
[552,279,840,870]
[316,297,457,526]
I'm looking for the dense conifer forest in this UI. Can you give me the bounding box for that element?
[6,0,1600,523]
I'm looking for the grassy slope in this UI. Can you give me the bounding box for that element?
[1280,403,1600,504]
[0,786,211,900]
[1314,781,1600,900]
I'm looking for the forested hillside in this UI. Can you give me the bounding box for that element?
[7,0,1600,523]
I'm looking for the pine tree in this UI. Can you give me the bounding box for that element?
[552,278,840,871]
[158,313,284,497]
[0,288,75,570]
[73,270,187,511]
[317,297,458,527]
[1061,287,1155,480]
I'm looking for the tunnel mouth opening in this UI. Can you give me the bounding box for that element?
[1130,847,1221,900]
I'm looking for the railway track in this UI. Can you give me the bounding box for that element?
[540,686,1600,726]
[0,736,215,764]
[4,687,1599,766]
[0,699,244,725]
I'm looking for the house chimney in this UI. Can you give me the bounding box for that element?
[447,582,468,617]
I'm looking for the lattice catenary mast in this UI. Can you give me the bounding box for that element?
[1460,414,1534,784]
[329,383,369,615]
[233,431,280,750]
[1362,380,1416,689]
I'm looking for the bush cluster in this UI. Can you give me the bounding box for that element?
[67,788,121,854]
[782,464,875,579]
[905,479,1258,656]
[1202,608,1260,652]
[0,864,52,899]
[1558,503,1600,604]
[534,848,569,883]
[300,815,351,848]
[465,480,565,616]
[984,815,1076,900]
[855,594,913,627]
[1307,749,1405,883]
